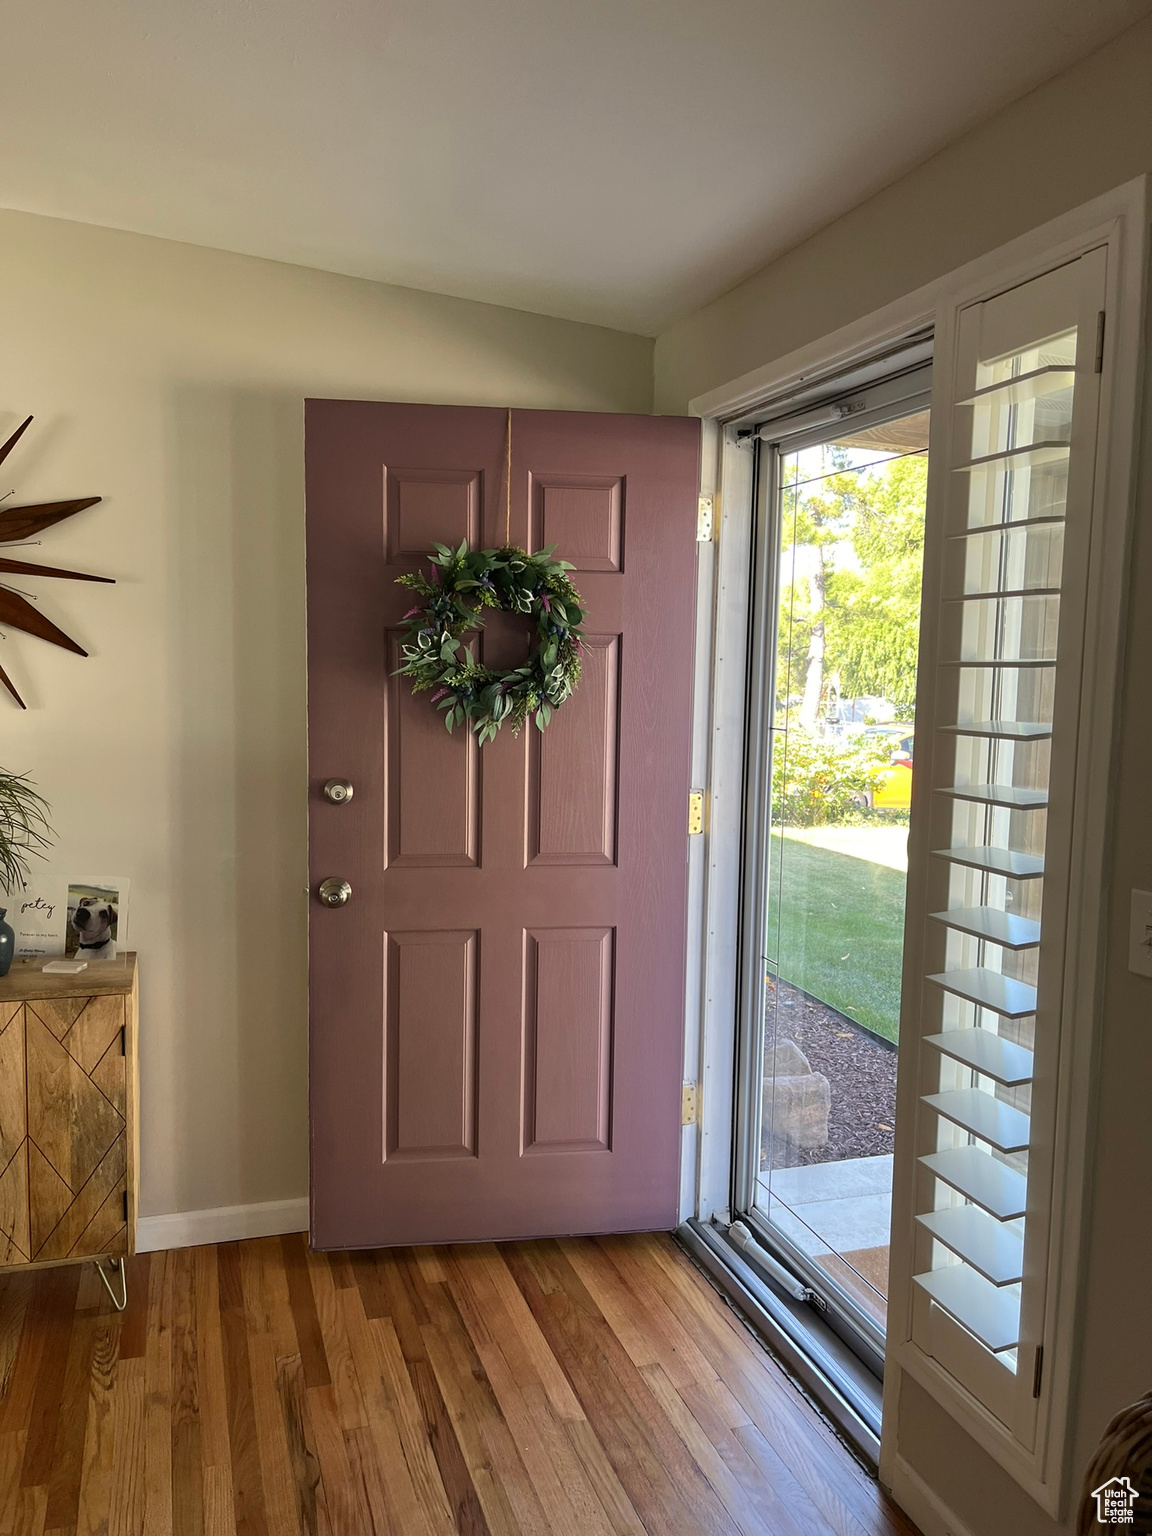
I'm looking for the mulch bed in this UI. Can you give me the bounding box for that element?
[763,975,897,1169]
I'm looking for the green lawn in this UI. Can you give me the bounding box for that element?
[766,830,907,1042]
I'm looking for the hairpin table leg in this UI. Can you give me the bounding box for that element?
[95,1256,128,1311]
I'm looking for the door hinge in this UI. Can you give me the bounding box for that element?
[1094,310,1106,374]
[120,1025,126,1056]
[122,1189,129,1224]
[688,789,705,835]
[681,1082,698,1125]
[1032,1344,1044,1397]
[697,495,715,542]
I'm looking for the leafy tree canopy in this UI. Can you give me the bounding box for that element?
[777,450,926,719]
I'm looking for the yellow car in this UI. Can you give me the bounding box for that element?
[866,729,914,810]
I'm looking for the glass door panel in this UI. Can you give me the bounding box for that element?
[755,406,929,1342]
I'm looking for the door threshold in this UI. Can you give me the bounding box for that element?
[676,1218,882,1469]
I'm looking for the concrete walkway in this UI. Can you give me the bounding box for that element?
[758,1153,894,1256]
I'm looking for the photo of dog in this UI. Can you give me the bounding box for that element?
[65,884,120,961]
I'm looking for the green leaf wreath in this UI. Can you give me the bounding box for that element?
[396,542,586,743]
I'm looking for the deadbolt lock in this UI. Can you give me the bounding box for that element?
[317,877,352,908]
[323,778,354,804]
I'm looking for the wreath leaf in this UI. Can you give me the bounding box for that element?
[395,544,585,741]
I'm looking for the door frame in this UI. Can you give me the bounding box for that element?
[680,177,1147,1513]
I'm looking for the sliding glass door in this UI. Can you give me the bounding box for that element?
[737,368,931,1358]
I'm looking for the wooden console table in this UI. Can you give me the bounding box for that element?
[0,952,138,1306]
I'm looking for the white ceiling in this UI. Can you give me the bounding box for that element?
[4,0,1150,334]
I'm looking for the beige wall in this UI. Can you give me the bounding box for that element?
[0,209,652,1223]
[654,18,1152,1534]
[655,16,1152,414]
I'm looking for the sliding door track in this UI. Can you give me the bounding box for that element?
[677,1218,882,1468]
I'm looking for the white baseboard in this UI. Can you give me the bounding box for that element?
[884,1456,978,1536]
[136,1196,309,1252]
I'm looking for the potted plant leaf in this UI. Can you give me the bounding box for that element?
[0,770,53,977]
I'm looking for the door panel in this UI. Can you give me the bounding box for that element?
[530,475,625,571]
[386,468,481,562]
[387,930,478,1160]
[385,632,482,867]
[527,633,619,866]
[306,401,699,1247]
[522,926,614,1153]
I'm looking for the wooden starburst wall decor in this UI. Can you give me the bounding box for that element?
[0,415,113,708]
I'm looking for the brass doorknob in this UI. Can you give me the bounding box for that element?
[317,877,352,908]
[323,778,354,804]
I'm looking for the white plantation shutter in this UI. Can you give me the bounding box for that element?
[900,249,1107,1441]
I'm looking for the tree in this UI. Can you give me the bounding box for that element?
[827,454,926,716]
[778,456,854,727]
[776,449,926,723]
[798,544,826,730]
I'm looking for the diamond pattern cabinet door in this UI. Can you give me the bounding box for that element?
[55,994,123,1075]
[28,995,87,1041]
[25,997,127,1262]
[34,1137,127,1262]
[27,1142,73,1258]
[0,1004,29,1263]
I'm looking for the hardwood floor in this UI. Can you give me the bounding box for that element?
[0,1230,919,1536]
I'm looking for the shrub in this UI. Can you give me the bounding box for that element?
[770,726,892,828]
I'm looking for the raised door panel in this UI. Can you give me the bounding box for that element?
[523,928,614,1153]
[528,634,620,866]
[386,468,480,563]
[386,632,480,868]
[386,931,478,1160]
[530,475,624,571]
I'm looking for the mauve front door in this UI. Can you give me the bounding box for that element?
[306,401,699,1247]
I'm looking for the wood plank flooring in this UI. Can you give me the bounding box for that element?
[0,1231,919,1536]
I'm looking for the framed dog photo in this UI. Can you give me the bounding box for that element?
[65,879,129,962]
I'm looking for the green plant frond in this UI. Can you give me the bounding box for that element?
[0,769,54,895]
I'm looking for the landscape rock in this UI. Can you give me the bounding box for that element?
[771,1037,812,1077]
[762,1071,831,1149]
